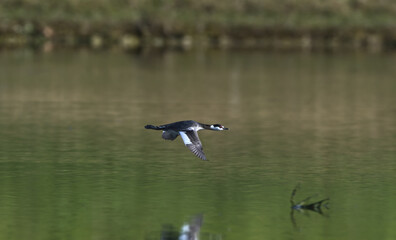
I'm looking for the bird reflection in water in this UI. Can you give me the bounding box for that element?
[290,184,330,229]
[160,214,203,240]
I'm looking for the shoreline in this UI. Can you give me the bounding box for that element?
[1,21,395,51]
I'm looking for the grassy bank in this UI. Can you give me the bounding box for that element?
[1,0,396,50]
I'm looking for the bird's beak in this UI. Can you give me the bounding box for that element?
[223,127,229,130]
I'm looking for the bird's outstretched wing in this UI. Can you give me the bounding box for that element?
[179,131,207,160]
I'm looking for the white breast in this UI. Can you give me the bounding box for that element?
[187,126,203,131]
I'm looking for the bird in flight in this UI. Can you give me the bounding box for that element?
[145,120,229,160]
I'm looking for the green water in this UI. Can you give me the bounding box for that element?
[1,50,396,240]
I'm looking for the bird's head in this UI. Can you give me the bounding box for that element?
[209,124,229,131]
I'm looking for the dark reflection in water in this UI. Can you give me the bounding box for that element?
[290,185,330,230]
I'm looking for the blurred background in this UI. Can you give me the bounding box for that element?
[1,1,396,240]
[1,0,396,50]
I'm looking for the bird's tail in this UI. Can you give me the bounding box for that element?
[144,124,164,130]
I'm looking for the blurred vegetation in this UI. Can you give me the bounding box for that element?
[2,0,396,27]
[1,0,396,49]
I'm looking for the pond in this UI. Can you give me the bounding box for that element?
[1,49,396,240]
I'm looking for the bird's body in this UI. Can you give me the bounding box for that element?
[145,120,228,160]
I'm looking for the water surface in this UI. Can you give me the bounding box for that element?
[1,50,396,240]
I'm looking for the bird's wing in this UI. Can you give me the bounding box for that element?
[179,131,207,160]
[162,130,179,140]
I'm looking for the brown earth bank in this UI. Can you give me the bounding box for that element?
[1,20,396,51]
